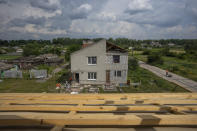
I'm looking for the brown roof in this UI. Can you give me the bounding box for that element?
[0,62,14,70]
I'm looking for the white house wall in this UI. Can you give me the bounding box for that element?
[71,39,128,85]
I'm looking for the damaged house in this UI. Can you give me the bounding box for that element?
[71,39,128,85]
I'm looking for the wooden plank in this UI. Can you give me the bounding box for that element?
[0,105,196,112]
[0,93,197,100]
[1,99,197,105]
[0,112,197,126]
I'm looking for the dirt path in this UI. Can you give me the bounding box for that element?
[139,61,197,92]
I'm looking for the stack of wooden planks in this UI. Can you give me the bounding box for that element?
[0,93,197,128]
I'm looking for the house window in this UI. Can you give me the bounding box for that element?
[113,55,120,63]
[114,70,121,77]
[88,72,97,80]
[88,56,97,65]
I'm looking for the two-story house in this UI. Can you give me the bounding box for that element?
[71,39,128,85]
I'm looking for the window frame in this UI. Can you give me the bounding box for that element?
[114,70,121,77]
[87,56,97,65]
[88,72,97,80]
[113,55,120,63]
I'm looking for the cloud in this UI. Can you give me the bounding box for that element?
[70,3,92,19]
[9,24,67,35]
[8,17,46,27]
[96,12,117,21]
[0,0,7,4]
[0,0,197,40]
[30,0,60,11]
[125,0,153,15]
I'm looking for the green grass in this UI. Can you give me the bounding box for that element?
[0,55,21,60]
[0,77,57,93]
[133,49,197,82]
[156,56,197,81]
[123,67,187,93]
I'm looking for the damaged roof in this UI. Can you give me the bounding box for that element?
[0,62,14,70]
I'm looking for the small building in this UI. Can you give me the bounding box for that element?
[36,54,58,60]
[29,69,47,79]
[168,43,175,47]
[16,48,23,53]
[36,54,64,66]
[0,62,14,78]
[150,41,162,47]
[6,56,43,69]
[71,39,128,86]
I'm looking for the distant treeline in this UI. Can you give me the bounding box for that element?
[0,38,197,48]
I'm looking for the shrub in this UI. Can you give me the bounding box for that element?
[142,49,151,55]
[56,70,71,83]
[128,58,139,70]
[176,53,186,59]
[170,66,179,72]
[147,52,163,65]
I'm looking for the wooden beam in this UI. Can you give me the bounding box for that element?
[0,112,197,126]
[0,105,196,112]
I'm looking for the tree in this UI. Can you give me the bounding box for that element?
[23,43,41,56]
[65,44,81,61]
[128,58,139,70]
[147,52,163,65]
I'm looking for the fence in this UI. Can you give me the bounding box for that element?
[29,69,47,79]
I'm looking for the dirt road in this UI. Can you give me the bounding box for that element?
[139,61,197,92]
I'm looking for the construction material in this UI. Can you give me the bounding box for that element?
[0,93,197,128]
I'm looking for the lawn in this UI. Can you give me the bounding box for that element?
[0,77,57,93]
[124,67,187,93]
[133,49,197,82]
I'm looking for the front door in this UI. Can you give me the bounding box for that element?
[106,70,110,83]
[75,73,79,83]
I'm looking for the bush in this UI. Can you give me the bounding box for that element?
[161,47,176,57]
[56,70,71,83]
[142,49,151,55]
[176,53,186,59]
[170,66,179,72]
[65,44,81,61]
[128,58,139,70]
[147,52,163,65]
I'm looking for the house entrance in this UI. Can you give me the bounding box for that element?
[106,70,110,83]
[75,73,79,83]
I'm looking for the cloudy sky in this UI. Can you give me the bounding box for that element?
[0,0,197,40]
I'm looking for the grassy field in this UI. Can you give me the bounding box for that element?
[0,75,58,93]
[0,55,21,60]
[123,67,187,93]
[134,49,197,82]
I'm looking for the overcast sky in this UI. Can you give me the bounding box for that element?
[0,0,197,40]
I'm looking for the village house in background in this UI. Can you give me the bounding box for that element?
[5,54,63,69]
[71,39,128,86]
[150,41,162,47]
[0,62,14,78]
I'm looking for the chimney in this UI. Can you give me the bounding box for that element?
[82,40,93,48]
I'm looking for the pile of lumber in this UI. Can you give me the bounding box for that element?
[0,93,197,128]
